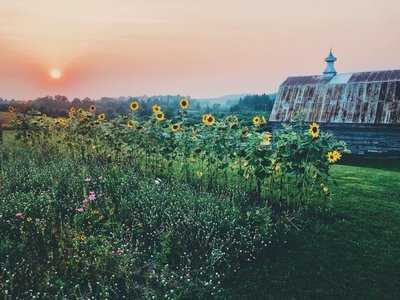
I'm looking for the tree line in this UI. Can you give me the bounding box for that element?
[0,93,275,118]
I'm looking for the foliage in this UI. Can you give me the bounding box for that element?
[0,146,273,299]
[230,93,275,113]
[0,100,349,298]
[8,100,346,209]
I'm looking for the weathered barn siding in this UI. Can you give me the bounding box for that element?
[270,69,400,155]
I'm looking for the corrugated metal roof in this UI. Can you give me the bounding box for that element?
[348,70,400,82]
[282,70,400,87]
[270,69,400,125]
[328,73,353,84]
[281,76,328,86]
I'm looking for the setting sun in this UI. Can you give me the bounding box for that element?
[49,68,62,79]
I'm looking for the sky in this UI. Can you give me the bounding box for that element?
[1,0,400,100]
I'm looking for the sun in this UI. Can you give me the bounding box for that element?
[49,68,62,79]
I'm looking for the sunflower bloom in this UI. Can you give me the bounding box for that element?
[331,150,342,162]
[334,150,342,161]
[127,120,135,129]
[98,113,106,121]
[262,132,272,145]
[152,104,161,113]
[309,122,320,139]
[327,150,341,163]
[130,100,140,111]
[179,98,189,109]
[203,114,215,126]
[8,106,16,113]
[89,105,96,113]
[155,112,165,121]
[252,116,261,126]
[170,123,181,132]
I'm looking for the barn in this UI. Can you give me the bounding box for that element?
[269,50,400,155]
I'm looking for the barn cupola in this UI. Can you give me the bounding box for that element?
[323,49,337,79]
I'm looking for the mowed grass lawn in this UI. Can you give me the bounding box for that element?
[230,160,400,299]
[325,163,400,298]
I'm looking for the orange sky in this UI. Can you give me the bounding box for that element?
[1,0,400,100]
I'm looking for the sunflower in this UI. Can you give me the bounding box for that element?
[262,132,272,145]
[8,106,16,113]
[89,105,96,113]
[155,111,165,121]
[332,150,342,162]
[203,114,215,126]
[207,115,215,125]
[252,116,261,126]
[327,150,341,164]
[179,98,189,109]
[309,122,320,139]
[130,100,139,111]
[98,113,106,121]
[69,107,76,113]
[152,104,161,113]
[170,123,181,132]
[127,120,135,129]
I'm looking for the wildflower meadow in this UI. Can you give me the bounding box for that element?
[3,99,399,299]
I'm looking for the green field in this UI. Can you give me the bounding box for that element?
[227,162,400,299]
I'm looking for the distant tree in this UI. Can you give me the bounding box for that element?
[71,98,82,108]
[230,94,275,113]
[30,95,70,117]
[0,94,201,118]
